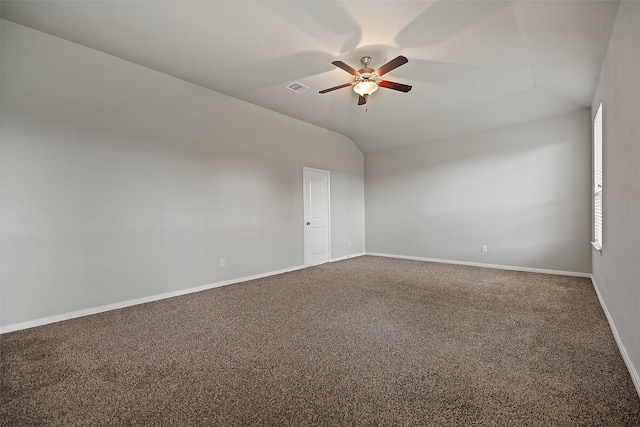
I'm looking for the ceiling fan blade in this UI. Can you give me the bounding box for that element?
[375,56,409,76]
[319,82,353,94]
[332,61,360,76]
[378,80,413,93]
[358,95,368,105]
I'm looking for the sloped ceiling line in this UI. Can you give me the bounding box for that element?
[0,0,620,153]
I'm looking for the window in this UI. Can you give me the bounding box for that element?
[593,102,603,250]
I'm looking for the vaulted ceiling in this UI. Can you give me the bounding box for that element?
[1,1,620,153]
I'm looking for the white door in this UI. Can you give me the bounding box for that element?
[304,168,330,266]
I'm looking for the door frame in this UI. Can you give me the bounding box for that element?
[303,167,331,266]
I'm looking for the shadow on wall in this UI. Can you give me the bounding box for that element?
[372,197,589,273]
[364,110,592,273]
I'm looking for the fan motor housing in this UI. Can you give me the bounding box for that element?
[355,71,379,84]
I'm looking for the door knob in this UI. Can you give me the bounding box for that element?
[306,222,311,225]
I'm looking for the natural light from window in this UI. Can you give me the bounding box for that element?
[593,102,603,251]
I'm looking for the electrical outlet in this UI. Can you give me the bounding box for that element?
[348,241,351,247]
[481,245,488,253]
[219,258,225,267]
[605,273,608,287]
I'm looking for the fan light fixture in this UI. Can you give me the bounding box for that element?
[353,81,378,96]
[319,55,412,106]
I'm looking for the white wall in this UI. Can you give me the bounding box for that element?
[591,0,640,392]
[0,20,365,328]
[365,110,592,274]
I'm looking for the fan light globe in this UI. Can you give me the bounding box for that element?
[353,81,378,96]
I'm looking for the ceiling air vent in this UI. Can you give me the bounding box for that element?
[286,81,309,93]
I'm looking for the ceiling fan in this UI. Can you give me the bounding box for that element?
[319,56,412,105]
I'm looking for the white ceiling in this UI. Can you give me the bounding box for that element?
[1,1,620,153]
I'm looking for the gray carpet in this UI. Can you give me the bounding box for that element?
[2,256,639,426]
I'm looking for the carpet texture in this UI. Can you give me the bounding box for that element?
[2,256,639,426]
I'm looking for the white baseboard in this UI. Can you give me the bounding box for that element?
[0,264,306,334]
[590,276,640,399]
[331,252,366,263]
[365,252,592,278]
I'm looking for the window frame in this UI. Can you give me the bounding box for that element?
[592,101,603,251]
